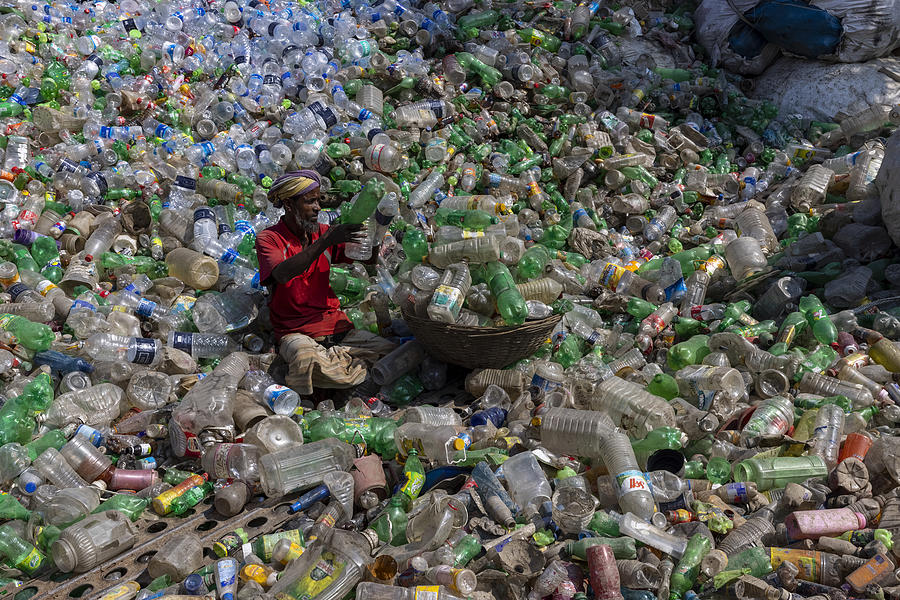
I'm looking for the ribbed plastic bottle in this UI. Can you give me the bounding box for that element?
[600,429,655,521]
[540,407,615,457]
[51,511,137,572]
[593,376,676,437]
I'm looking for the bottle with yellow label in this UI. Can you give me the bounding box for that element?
[356,581,463,600]
[240,563,278,588]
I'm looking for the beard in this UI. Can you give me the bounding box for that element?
[301,218,319,234]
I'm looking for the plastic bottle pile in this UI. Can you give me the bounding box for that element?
[0,0,897,598]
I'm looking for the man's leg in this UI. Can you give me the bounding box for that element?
[280,332,369,394]
[335,329,398,363]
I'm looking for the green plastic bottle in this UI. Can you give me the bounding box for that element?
[483,262,527,325]
[769,311,807,355]
[24,428,66,461]
[667,335,711,370]
[401,227,428,264]
[670,533,711,598]
[0,314,54,351]
[647,373,679,400]
[398,449,425,504]
[553,334,585,369]
[726,546,774,577]
[517,244,551,280]
[0,524,45,575]
[565,536,637,560]
[517,28,562,51]
[733,455,828,491]
[386,374,424,406]
[434,208,497,230]
[799,295,838,346]
[31,236,62,283]
[0,495,30,521]
[626,298,657,320]
[0,375,55,446]
[588,511,621,537]
[369,495,408,546]
[305,416,397,457]
[329,266,366,298]
[93,495,149,522]
[340,179,385,225]
[450,534,483,567]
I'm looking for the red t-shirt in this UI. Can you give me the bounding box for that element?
[256,220,352,340]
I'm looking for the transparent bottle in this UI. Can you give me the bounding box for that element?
[32,448,88,488]
[724,236,767,280]
[808,403,845,471]
[593,376,676,437]
[739,396,795,445]
[716,507,775,556]
[427,263,472,324]
[166,331,239,358]
[164,247,220,290]
[790,165,834,211]
[798,372,874,409]
[242,370,300,415]
[201,443,261,482]
[259,438,357,498]
[600,430,655,521]
[501,450,553,510]
[51,511,136,573]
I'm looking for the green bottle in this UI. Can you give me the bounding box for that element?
[667,335,711,370]
[0,375,55,446]
[401,227,428,264]
[483,262,527,325]
[632,427,684,466]
[726,546,773,577]
[565,536,637,560]
[553,334,584,369]
[795,345,838,381]
[0,524,45,575]
[517,245,551,280]
[24,428,66,461]
[340,179,386,225]
[626,298,657,320]
[305,416,397,457]
[450,534,483,567]
[93,495,149,522]
[31,236,62,283]
[588,510,622,537]
[170,481,214,516]
[369,496,408,545]
[434,208,497,230]
[670,533,711,598]
[620,165,659,188]
[398,449,425,504]
[792,395,852,412]
[733,455,828,491]
[517,28,562,51]
[769,311,807,355]
[12,244,39,274]
[706,457,733,484]
[0,495,30,521]
[716,301,753,332]
[457,10,498,29]
[647,373,679,400]
[386,374,424,406]
[162,468,199,486]
[454,52,501,87]
[329,266,366,298]
[674,318,705,337]
[799,295,838,346]
[0,314,54,351]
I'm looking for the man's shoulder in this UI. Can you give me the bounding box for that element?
[257,221,290,245]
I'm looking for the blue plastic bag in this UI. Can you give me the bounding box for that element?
[729,0,842,58]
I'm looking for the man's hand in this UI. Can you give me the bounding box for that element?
[321,223,365,247]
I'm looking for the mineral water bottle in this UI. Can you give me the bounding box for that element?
[32,448,88,488]
[429,237,501,268]
[724,236,766,280]
[242,370,300,415]
[601,430,655,521]
[739,395,795,445]
[539,407,615,457]
[808,403,844,470]
[593,376,676,437]
[51,511,136,573]
[167,331,240,358]
[201,443,261,482]
[790,165,834,211]
[408,171,445,208]
[501,450,553,510]
[259,438,357,497]
[427,263,472,323]
[83,333,163,366]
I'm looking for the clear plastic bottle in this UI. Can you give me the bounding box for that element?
[593,376,676,437]
[395,423,466,464]
[164,247,220,290]
[615,512,687,557]
[716,507,775,556]
[83,333,162,366]
[600,430,655,521]
[539,407,616,458]
[32,448,88,489]
[59,435,113,483]
[427,263,472,323]
[798,372,874,409]
[791,165,834,211]
[364,143,405,173]
[739,395,795,445]
[724,236,767,280]
[259,438,357,498]
[501,450,553,510]
[428,236,501,268]
[51,511,136,572]
[808,403,845,471]
[166,331,239,359]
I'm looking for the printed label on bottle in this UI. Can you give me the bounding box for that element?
[769,548,819,582]
[130,338,157,364]
[599,263,625,291]
[137,457,156,469]
[175,175,197,190]
[6,282,28,301]
[170,332,193,353]
[530,31,544,46]
[213,443,234,478]
[264,384,296,412]
[75,424,103,446]
[136,298,157,318]
[217,558,237,588]
[308,101,338,128]
[16,547,43,574]
[292,550,347,600]
[221,248,239,264]
[415,586,441,600]
[615,469,650,497]
[430,284,464,315]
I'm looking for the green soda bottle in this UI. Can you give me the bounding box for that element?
[401,227,428,264]
[553,334,584,369]
[434,208,497,230]
[0,524,45,575]
[0,375,55,446]
[0,314,53,351]
[517,28,562,51]
[483,262,527,325]
[398,449,425,504]
[12,244,39,274]
[626,298,657,320]
[93,495,149,521]
[340,179,386,225]
[386,374,424,406]
[670,533,711,598]
[667,335,711,370]
[0,495,30,521]
[565,536,637,560]
[517,245,551,280]
[647,373,679,400]
[329,266,366,298]
[25,428,66,461]
[306,416,397,457]
[31,236,62,283]
[170,480,215,516]
[588,510,621,537]
[799,295,838,346]
[450,534,483,567]
[457,10,498,29]
[726,546,773,577]
[369,495,408,546]
[796,345,838,380]
[769,311,807,355]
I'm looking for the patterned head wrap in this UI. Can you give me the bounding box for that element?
[268,170,321,207]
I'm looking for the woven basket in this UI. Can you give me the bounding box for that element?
[401,309,561,369]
